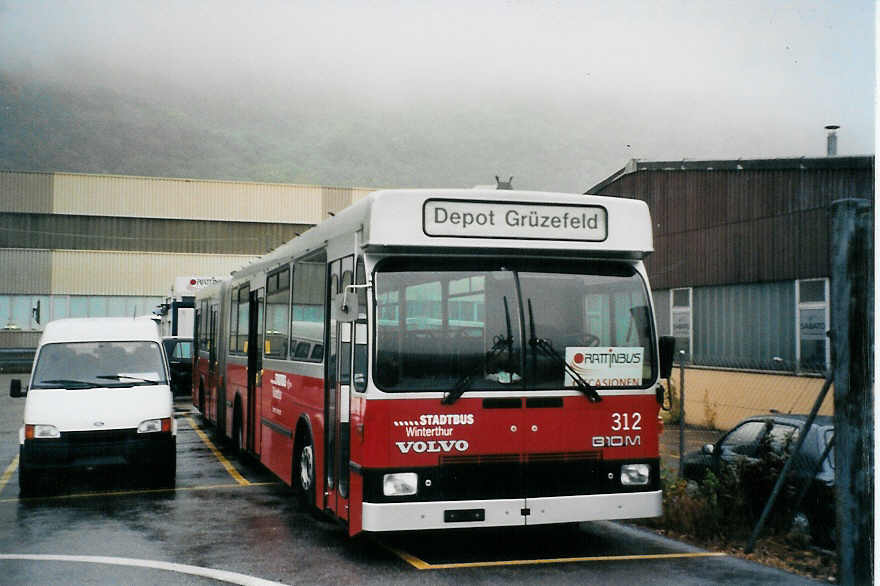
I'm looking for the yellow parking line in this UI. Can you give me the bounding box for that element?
[381,543,726,570]
[0,456,19,494]
[184,415,250,486]
[0,481,276,504]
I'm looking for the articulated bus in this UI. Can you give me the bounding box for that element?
[192,189,674,536]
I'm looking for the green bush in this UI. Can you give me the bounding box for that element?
[658,429,799,542]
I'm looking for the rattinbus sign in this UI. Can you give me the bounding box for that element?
[564,347,644,387]
[423,199,608,241]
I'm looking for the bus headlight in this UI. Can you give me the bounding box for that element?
[620,464,650,486]
[383,472,418,496]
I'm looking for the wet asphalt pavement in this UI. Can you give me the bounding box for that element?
[0,374,814,585]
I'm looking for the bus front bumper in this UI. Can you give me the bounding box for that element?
[361,490,662,532]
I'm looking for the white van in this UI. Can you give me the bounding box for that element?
[10,317,176,494]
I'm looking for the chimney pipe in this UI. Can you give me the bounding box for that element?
[825,125,840,156]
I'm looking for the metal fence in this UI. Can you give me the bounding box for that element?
[657,356,837,557]
[656,199,872,586]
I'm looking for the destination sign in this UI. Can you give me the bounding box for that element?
[423,199,607,241]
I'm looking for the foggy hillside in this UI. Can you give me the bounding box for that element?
[0,70,624,193]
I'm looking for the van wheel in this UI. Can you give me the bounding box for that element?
[294,434,316,511]
[19,464,38,497]
[153,449,177,489]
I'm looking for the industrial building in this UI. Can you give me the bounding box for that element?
[586,153,873,428]
[0,170,374,362]
[587,154,873,374]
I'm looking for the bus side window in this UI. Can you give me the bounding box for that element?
[290,260,326,362]
[265,266,291,359]
[353,257,368,392]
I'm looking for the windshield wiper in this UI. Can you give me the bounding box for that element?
[96,374,161,385]
[443,297,516,406]
[442,373,474,405]
[527,299,602,403]
[34,379,98,389]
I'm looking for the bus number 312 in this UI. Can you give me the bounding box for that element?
[611,412,642,431]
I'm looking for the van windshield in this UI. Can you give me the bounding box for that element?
[31,341,167,389]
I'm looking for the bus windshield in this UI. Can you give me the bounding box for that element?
[373,259,656,393]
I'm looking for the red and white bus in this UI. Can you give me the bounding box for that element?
[193,188,674,536]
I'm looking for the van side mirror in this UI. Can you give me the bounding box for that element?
[659,336,676,379]
[10,379,26,398]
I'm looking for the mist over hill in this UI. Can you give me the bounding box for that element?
[0,69,624,193]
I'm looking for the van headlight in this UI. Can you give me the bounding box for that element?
[25,424,60,439]
[620,464,650,486]
[383,472,418,496]
[137,418,172,434]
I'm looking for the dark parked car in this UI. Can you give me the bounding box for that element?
[681,414,834,543]
[163,337,193,397]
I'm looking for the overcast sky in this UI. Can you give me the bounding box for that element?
[0,0,874,191]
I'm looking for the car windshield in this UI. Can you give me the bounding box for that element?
[373,259,656,392]
[31,341,167,388]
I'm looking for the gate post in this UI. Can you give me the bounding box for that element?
[678,350,686,479]
[829,198,873,586]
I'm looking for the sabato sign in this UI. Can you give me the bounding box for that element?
[423,199,607,241]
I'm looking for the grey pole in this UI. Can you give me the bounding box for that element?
[678,349,685,479]
[829,198,873,586]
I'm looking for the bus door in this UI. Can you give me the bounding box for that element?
[326,257,353,521]
[210,303,222,429]
[247,288,264,454]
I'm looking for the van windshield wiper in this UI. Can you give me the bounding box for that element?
[34,379,98,389]
[527,299,601,403]
[96,374,161,385]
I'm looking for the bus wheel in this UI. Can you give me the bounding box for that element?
[295,434,316,511]
[198,382,205,416]
[231,400,243,453]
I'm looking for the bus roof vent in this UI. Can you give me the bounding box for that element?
[495,176,514,190]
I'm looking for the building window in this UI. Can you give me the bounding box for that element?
[796,279,829,372]
[0,295,161,332]
[670,287,692,359]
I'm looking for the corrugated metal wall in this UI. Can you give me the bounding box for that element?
[322,186,361,218]
[0,171,53,213]
[49,250,259,295]
[0,213,310,254]
[0,331,40,349]
[0,170,376,224]
[692,281,795,370]
[591,161,874,290]
[0,248,51,293]
[52,172,325,223]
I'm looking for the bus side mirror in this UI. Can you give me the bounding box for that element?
[659,336,676,379]
[10,379,26,398]
[332,290,358,323]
